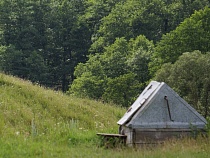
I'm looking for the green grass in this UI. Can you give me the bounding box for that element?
[0,135,209,158]
[0,73,209,158]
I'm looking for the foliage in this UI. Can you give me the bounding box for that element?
[102,73,142,106]
[70,35,154,106]
[154,51,210,118]
[83,0,120,37]
[127,35,154,83]
[0,45,49,83]
[90,0,209,53]
[150,7,210,75]
[69,53,106,99]
[0,0,91,91]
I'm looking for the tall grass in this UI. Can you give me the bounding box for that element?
[0,73,123,134]
[0,73,209,158]
[0,135,209,158]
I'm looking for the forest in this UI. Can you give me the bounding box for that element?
[0,0,210,117]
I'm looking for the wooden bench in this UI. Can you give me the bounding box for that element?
[97,133,127,148]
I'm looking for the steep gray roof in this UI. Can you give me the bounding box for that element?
[117,81,207,129]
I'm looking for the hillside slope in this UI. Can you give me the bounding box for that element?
[0,73,210,158]
[0,73,124,139]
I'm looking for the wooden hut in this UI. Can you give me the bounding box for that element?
[117,81,207,146]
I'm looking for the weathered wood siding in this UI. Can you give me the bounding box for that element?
[121,126,207,147]
[132,128,206,147]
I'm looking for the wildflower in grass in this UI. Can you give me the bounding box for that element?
[15,131,20,135]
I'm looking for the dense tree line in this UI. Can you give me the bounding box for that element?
[0,0,91,91]
[0,0,210,117]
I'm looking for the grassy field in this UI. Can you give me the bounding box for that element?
[0,73,209,158]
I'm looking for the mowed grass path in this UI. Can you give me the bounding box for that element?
[0,73,209,157]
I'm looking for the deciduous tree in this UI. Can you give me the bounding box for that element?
[150,7,210,75]
[154,51,210,118]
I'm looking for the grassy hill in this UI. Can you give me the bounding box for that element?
[0,73,123,134]
[0,73,209,158]
[0,73,125,156]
